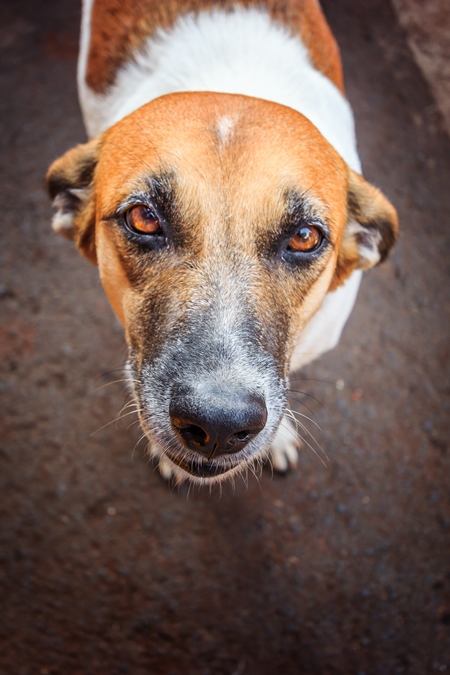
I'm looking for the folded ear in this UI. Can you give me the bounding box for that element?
[331,169,398,290]
[46,137,101,264]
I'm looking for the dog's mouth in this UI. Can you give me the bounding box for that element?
[165,451,237,478]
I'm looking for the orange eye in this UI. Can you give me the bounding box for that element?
[288,225,322,252]
[125,205,161,235]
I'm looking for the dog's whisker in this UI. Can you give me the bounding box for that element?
[287,396,323,428]
[287,407,322,432]
[142,437,153,459]
[286,406,328,459]
[284,409,300,437]
[299,165,345,201]
[93,364,129,379]
[280,419,300,443]
[93,377,138,393]
[279,418,325,468]
[126,418,143,431]
[284,413,328,467]
[266,451,275,479]
[249,461,262,487]
[119,399,140,412]
[241,465,249,490]
[288,377,335,386]
[116,397,141,416]
[287,388,326,413]
[301,436,328,467]
[91,408,144,436]
[288,410,324,449]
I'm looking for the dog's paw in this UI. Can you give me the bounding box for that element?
[268,416,300,473]
[158,455,189,485]
[148,445,187,484]
[158,453,175,480]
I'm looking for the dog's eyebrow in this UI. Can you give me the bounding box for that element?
[136,172,177,216]
[144,172,176,211]
[279,190,330,235]
[104,172,177,220]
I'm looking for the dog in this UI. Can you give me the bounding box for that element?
[47,0,398,484]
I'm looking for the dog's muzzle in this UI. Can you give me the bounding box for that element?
[134,294,287,481]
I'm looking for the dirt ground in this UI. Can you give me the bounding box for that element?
[0,0,449,673]
[392,0,450,137]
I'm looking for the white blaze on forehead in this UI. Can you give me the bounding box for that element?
[215,114,236,147]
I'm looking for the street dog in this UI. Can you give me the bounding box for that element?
[47,0,398,484]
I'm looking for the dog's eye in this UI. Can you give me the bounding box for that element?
[124,205,161,235]
[288,225,322,253]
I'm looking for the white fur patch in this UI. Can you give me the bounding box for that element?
[289,270,362,371]
[51,189,90,239]
[216,114,236,146]
[346,220,382,268]
[77,0,96,135]
[51,210,75,237]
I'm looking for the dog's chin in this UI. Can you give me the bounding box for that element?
[170,449,265,484]
[166,452,236,479]
[157,446,265,485]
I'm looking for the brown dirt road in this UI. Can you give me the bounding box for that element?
[0,0,449,673]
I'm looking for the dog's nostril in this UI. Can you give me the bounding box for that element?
[180,424,209,447]
[229,430,251,445]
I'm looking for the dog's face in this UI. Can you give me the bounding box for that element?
[47,93,397,483]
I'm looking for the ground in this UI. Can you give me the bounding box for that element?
[392,0,450,137]
[0,0,449,673]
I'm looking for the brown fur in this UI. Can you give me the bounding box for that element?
[86,0,344,94]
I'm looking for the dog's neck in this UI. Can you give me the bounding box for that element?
[78,6,360,172]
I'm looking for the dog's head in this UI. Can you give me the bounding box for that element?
[47,93,397,483]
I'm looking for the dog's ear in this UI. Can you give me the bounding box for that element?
[331,169,398,289]
[46,137,101,264]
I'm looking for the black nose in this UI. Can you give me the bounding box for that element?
[169,385,267,459]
